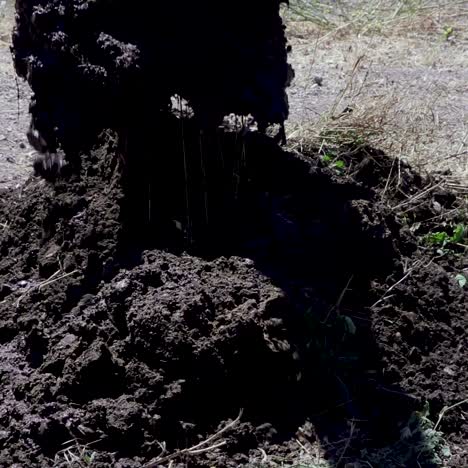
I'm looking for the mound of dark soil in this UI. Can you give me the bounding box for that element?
[0,132,466,467]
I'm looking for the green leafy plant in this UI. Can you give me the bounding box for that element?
[455,274,467,289]
[424,223,467,248]
[333,159,346,171]
[451,223,466,244]
[425,231,449,247]
[321,154,346,173]
[322,154,333,164]
[361,402,451,467]
[443,26,454,41]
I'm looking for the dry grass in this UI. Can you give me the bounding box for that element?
[284,0,468,188]
[54,440,97,467]
[284,0,468,34]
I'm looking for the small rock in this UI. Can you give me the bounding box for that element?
[443,366,456,376]
[115,278,130,292]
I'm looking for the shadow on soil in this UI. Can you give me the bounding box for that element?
[118,120,446,467]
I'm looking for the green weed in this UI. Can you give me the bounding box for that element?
[443,25,454,41]
[424,223,467,248]
[321,153,347,173]
[361,403,452,467]
[455,273,466,288]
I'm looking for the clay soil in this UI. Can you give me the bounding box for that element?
[0,127,467,467]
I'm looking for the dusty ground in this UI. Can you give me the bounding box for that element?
[284,2,468,186]
[0,0,30,190]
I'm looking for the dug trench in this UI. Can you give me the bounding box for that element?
[0,122,467,467]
